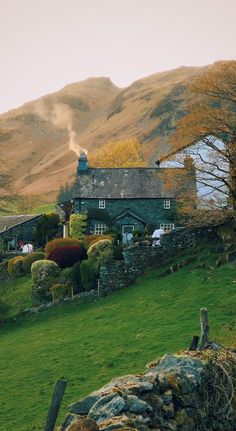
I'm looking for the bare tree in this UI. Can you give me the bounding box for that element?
[166,61,236,210]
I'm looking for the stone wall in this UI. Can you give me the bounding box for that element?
[99,219,234,296]
[99,246,164,295]
[60,348,236,431]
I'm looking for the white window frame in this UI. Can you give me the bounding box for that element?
[160,223,175,232]
[99,199,106,209]
[164,199,171,209]
[94,224,107,234]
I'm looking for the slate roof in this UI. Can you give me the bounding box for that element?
[73,167,193,199]
[0,214,42,234]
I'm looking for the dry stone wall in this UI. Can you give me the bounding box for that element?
[99,219,234,296]
[60,349,236,431]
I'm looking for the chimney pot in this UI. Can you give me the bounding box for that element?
[78,153,88,173]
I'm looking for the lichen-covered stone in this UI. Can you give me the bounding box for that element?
[88,393,126,423]
[126,395,152,413]
[98,415,133,431]
[66,418,99,431]
[68,395,101,414]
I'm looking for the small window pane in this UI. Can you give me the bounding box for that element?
[164,199,171,209]
[94,224,107,234]
[99,200,106,209]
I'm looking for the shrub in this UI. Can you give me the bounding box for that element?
[80,260,97,291]
[87,239,113,272]
[45,238,85,257]
[60,267,72,286]
[71,261,83,293]
[47,245,86,269]
[84,234,113,248]
[31,260,61,303]
[22,252,45,273]
[70,213,87,239]
[133,229,143,237]
[7,256,25,278]
[33,213,60,247]
[105,227,122,241]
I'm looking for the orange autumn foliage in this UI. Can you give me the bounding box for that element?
[89,137,146,168]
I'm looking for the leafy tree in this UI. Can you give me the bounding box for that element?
[33,213,60,246]
[169,61,236,209]
[89,137,147,167]
[70,213,87,239]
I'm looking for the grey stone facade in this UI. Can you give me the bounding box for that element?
[73,154,196,235]
[74,198,176,233]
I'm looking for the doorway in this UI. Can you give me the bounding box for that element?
[122,225,134,243]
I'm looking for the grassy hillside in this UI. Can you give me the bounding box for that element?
[0,247,235,431]
[0,199,55,215]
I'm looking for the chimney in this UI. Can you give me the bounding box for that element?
[77,152,88,174]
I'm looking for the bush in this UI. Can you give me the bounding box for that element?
[45,238,85,256]
[71,261,83,293]
[80,260,97,291]
[31,260,61,303]
[60,267,72,286]
[84,234,113,248]
[133,229,143,237]
[105,227,122,241]
[47,245,86,269]
[70,213,87,239]
[87,239,113,272]
[22,252,45,274]
[7,256,25,278]
[33,213,60,247]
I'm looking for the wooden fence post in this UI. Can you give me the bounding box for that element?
[44,379,67,431]
[188,335,199,351]
[199,307,209,350]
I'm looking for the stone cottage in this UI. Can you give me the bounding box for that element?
[71,153,196,237]
[0,214,42,251]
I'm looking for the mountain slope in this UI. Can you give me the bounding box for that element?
[0,64,214,200]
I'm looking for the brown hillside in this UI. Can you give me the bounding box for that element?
[0,64,214,200]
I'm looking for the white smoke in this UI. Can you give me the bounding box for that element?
[34,101,88,157]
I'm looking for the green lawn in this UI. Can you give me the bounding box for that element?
[0,252,236,431]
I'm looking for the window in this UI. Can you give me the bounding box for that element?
[99,199,106,209]
[160,223,175,232]
[94,224,107,234]
[164,199,171,209]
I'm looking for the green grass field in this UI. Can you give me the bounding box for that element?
[0,249,236,431]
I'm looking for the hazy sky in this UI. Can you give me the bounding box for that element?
[0,0,235,113]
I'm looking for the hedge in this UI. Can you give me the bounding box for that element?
[47,245,86,269]
[45,238,85,257]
